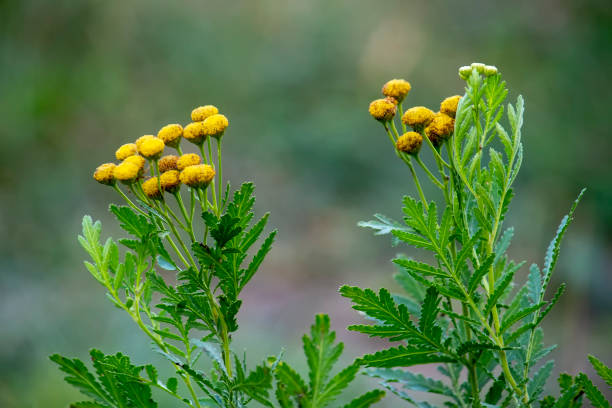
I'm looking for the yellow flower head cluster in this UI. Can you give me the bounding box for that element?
[191,105,219,122]
[396,132,423,155]
[160,170,181,193]
[382,79,411,103]
[93,163,116,185]
[137,136,165,159]
[402,106,435,131]
[158,155,179,172]
[115,143,137,161]
[142,177,161,199]
[157,124,183,148]
[369,98,397,122]
[177,153,201,170]
[425,112,455,146]
[179,164,215,188]
[124,155,146,171]
[440,95,461,118]
[203,114,229,139]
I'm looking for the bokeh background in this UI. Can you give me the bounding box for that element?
[1,0,611,406]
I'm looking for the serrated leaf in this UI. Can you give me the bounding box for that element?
[342,390,385,408]
[528,360,554,401]
[357,346,454,367]
[484,267,516,315]
[577,373,611,408]
[589,355,612,388]
[468,254,495,294]
[500,302,546,334]
[394,258,449,278]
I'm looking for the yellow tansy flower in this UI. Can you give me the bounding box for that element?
[183,122,207,145]
[93,163,116,185]
[157,124,183,148]
[123,155,146,173]
[191,105,219,122]
[179,164,215,188]
[396,132,423,155]
[160,170,181,193]
[202,114,229,139]
[142,177,162,199]
[114,162,140,184]
[177,153,201,171]
[137,137,165,159]
[382,79,411,103]
[440,95,462,118]
[402,106,435,131]
[115,143,137,161]
[368,98,396,122]
[425,112,455,146]
[158,155,179,172]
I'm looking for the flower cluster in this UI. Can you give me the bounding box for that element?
[93,105,230,216]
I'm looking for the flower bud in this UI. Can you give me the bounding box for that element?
[202,114,229,139]
[177,153,201,170]
[382,79,411,103]
[135,135,156,150]
[368,98,396,122]
[157,124,183,148]
[115,143,137,161]
[440,95,462,119]
[183,122,207,145]
[93,163,116,185]
[191,105,219,122]
[402,106,435,131]
[179,164,215,188]
[458,66,472,80]
[396,132,423,155]
[142,177,162,199]
[471,62,486,74]
[158,155,179,172]
[160,170,181,193]
[484,65,498,76]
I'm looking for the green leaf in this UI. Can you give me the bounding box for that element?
[467,254,495,294]
[535,283,566,326]
[484,267,516,315]
[357,346,454,367]
[303,314,343,400]
[418,287,441,339]
[393,258,449,278]
[577,373,611,408]
[274,361,307,402]
[240,230,277,290]
[317,363,360,407]
[527,264,542,305]
[358,213,408,236]
[50,354,112,406]
[341,390,385,408]
[527,360,554,401]
[540,189,585,300]
[500,302,546,334]
[366,367,455,398]
[110,204,154,239]
[588,355,612,388]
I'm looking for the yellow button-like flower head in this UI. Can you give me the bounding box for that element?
[368,98,396,122]
[425,112,455,146]
[191,105,219,122]
[142,177,162,199]
[183,122,207,145]
[160,170,181,193]
[179,164,215,188]
[138,137,165,159]
[158,155,179,172]
[157,124,183,148]
[203,114,229,139]
[114,162,140,184]
[135,135,156,150]
[123,155,146,173]
[382,79,411,103]
[115,143,138,161]
[440,95,462,118]
[93,163,116,185]
[402,106,435,131]
[396,132,423,155]
[177,153,201,170]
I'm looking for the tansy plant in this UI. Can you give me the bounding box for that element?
[341,64,612,408]
[50,106,384,408]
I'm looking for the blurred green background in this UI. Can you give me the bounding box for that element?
[1,0,611,406]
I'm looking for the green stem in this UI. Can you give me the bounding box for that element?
[217,139,223,208]
[404,156,427,206]
[174,191,195,242]
[113,185,147,216]
[415,155,445,190]
[398,102,407,133]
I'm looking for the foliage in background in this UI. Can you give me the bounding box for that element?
[341,64,612,407]
[50,108,381,408]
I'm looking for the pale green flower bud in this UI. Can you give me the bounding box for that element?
[458,66,472,80]
[484,65,498,76]
[471,62,486,74]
